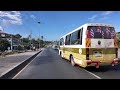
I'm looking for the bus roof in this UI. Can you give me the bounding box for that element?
[60,23,114,39]
[86,23,114,27]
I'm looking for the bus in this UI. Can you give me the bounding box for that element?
[59,23,120,68]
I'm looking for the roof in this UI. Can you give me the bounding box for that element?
[0,30,8,34]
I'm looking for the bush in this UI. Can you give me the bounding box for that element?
[118,42,120,48]
[0,39,10,52]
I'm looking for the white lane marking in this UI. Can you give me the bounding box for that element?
[84,69,102,79]
[12,50,44,79]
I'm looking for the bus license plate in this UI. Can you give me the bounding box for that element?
[93,51,102,57]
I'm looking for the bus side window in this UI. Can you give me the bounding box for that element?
[80,28,83,45]
[60,38,64,45]
[65,36,67,45]
[65,34,71,45]
[77,30,80,44]
[71,30,82,45]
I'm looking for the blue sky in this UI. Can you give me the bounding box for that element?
[0,11,120,41]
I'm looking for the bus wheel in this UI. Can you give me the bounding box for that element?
[70,56,75,66]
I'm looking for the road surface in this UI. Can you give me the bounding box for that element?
[14,48,120,79]
[0,51,39,77]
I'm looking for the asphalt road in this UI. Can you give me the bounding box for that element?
[14,48,99,79]
[0,51,39,77]
[84,48,120,79]
[14,48,120,79]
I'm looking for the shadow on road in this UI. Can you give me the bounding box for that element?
[53,49,59,53]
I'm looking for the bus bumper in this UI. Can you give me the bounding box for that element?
[87,61,100,68]
[87,58,120,68]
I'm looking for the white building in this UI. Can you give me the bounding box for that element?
[0,30,22,51]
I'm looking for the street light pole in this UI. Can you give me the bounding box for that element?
[38,22,41,50]
[39,33,40,50]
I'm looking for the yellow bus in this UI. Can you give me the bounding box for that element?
[59,23,120,68]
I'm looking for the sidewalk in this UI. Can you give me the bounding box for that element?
[0,50,41,77]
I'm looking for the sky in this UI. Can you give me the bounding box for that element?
[0,11,120,41]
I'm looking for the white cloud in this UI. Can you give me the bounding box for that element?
[22,33,29,38]
[88,11,113,22]
[114,25,120,32]
[102,11,113,16]
[99,11,113,21]
[0,26,3,30]
[99,16,108,21]
[1,19,11,28]
[88,15,97,21]
[30,14,36,20]
[0,11,22,26]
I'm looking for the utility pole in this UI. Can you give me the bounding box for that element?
[41,36,43,47]
[29,30,32,50]
[11,35,13,51]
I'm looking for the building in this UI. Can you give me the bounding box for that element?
[0,30,22,51]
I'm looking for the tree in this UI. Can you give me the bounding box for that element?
[15,34,22,39]
[41,36,43,40]
[22,38,30,43]
[31,38,39,49]
[37,38,44,48]
[0,38,11,52]
[21,38,30,50]
[116,32,120,48]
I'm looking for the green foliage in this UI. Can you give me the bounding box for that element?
[21,38,30,45]
[0,39,11,51]
[15,34,22,39]
[116,32,120,48]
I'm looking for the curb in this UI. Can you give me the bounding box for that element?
[0,50,42,79]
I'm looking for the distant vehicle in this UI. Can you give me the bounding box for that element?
[59,23,120,68]
[52,45,58,50]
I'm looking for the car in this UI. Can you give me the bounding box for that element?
[52,45,58,50]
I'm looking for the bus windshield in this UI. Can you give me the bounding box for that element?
[87,26,116,39]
